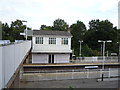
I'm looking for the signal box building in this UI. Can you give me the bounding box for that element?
[32,30,72,64]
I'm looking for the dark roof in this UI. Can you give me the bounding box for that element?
[33,30,72,36]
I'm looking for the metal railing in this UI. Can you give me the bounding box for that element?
[20,68,119,81]
[70,56,118,63]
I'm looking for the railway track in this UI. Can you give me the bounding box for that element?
[22,62,120,71]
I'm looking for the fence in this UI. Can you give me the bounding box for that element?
[0,41,31,89]
[21,68,119,81]
[0,46,2,89]
[70,56,118,63]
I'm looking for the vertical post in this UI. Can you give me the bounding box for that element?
[19,68,23,80]
[98,40,112,72]
[87,69,89,78]
[72,69,74,79]
[25,29,27,40]
[118,43,120,62]
[108,68,111,78]
[80,41,82,57]
[22,20,27,40]
[101,44,102,56]
[101,73,103,81]
[100,69,102,77]
[56,70,57,80]
[79,40,83,57]
[117,42,120,62]
[107,51,108,57]
[102,41,105,70]
[101,41,105,81]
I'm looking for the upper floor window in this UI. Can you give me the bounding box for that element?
[49,38,56,44]
[61,38,68,45]
[36,37,43,44]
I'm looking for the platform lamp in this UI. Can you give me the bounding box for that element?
[117,42,120,62]
[22,20,27,40]
[79,40,83,57]
[98,40,112,81]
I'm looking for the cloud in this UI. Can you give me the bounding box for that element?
[99,0,118,13]
[0,0,118,29]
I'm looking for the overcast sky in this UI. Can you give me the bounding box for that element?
[0,0,119,29]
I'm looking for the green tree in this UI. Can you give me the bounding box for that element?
[84,19,117,55]
[2,23,14,41]
[40,25,53,30]
[10,19,26,41]
[53,18,69,31]
[1,20,31,41]
[82,45,94,56]
[70,21,87,56]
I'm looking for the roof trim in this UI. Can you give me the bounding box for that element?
[33,30,72,36]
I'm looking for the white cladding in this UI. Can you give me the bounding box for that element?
[32,34,72,63]
[0,41,31,89]
[32,36,72,53]
[32,54,70,63]
[55,54,70,63]
[32,54,48,63]
[0,47,3,89]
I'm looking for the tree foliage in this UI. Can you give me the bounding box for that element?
[1,18,119,57]
[53,18,69,31]
[10,19,26,41]
[70,21,87,56]
[84,19,117,55]
[2,19,31,42]
[40,25,53,30]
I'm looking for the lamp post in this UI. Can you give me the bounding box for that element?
[22,20,27,40]
[98,40,112,69]
[98,40,112,81]
[79,40,83,57]
[72,49,76,60]
[117,42,120,62]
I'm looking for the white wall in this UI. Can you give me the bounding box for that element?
[32,54,48,63]
[0,41,31,89]
[55,54,70,63]
[32,54,70,63]
[0,47,3,89]
[32,36,72,53]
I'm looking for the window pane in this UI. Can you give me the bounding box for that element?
[61,38,68,45]
[35,37,43,44]
[49,38,56,44]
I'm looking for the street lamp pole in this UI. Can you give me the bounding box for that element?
[22,20,27,40]
[117,42,120,62]
[79,40,83,57]
[118,43,120,62]
[98,40,112,81]
[102,41,105,70]
[98,40,112,70]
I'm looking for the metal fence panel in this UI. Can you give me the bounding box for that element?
[0,47,3,89]
[0,41,31,89]
[4,45,15,87]
[70,56,118,63]
[21,68,119,81]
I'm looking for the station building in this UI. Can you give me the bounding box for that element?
[32,30,72,63]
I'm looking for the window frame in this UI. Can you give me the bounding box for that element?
[35,37,43,44]
[61,38,68,45]
[49,37,56,44]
